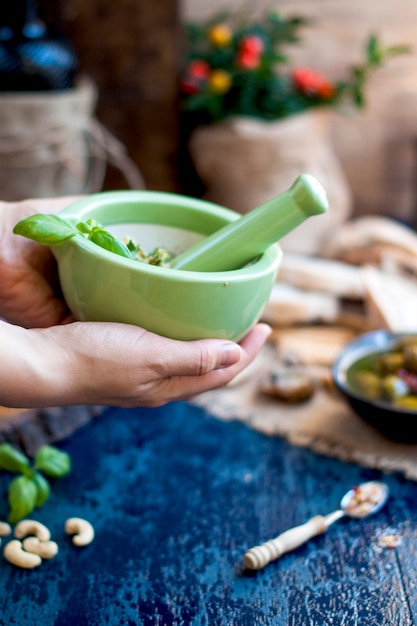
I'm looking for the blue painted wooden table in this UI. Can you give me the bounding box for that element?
[1,401,417,625]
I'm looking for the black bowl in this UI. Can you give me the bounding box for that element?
[332,329,417,442]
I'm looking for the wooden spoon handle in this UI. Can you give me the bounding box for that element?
[244,514,328,570]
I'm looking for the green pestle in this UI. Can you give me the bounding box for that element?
[170,173,329,272]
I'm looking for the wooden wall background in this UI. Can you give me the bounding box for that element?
[42,0,181,193]
[42,0,417,223]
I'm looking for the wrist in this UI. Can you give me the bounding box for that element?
[0,321,78,408]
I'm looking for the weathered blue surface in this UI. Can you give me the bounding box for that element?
[0,402,416,626]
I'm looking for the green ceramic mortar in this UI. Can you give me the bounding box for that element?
[52,176,327,341]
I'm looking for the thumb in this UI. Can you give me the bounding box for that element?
[151,323,271,379]
[181,339,243,376]
[150,336,243,378]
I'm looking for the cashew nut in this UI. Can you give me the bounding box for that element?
[0,521,11,537]
[3,539,42,569]
[65,517,95,546]
[14,520,51,542]
[22,537,59,560]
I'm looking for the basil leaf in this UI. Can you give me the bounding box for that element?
[32,471,51,508]
[34,445,71,478]
[85,219,101,230]
[76,221,92,235]
[13,214,77,246]
[89,229,134,259]
[8,475,38,524]
[0,443,30,473]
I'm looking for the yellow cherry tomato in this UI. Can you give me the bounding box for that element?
[208,24,232,47]
[208,70,232,94]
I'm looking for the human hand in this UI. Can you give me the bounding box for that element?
[3,321,272,408]
[0,196,272,410]
[0,197,79,327]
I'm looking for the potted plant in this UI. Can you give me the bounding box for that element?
[179,10,409,254]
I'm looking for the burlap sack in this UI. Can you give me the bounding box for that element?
[0,78,144,200]
[189,111,352,256]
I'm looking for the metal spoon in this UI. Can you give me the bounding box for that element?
[170,173,328,272]
[244,480,389,570]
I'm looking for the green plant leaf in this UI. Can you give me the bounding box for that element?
[76,219,102,235]
[366,34,382,65]
[34,445,71,478]
[0,443,30,473]
[387,45,412,56]
[89,229,135,259]
[8,475,38,524]
[32,471,51,507]
[13,214,77,246]
[76,221,92,235]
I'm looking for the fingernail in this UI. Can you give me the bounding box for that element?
[220,343,242,367]
[263,323,273,337]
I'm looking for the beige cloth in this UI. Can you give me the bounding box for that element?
[191,343,417,481]
[189,112,352,256]
[0,78,144,200]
